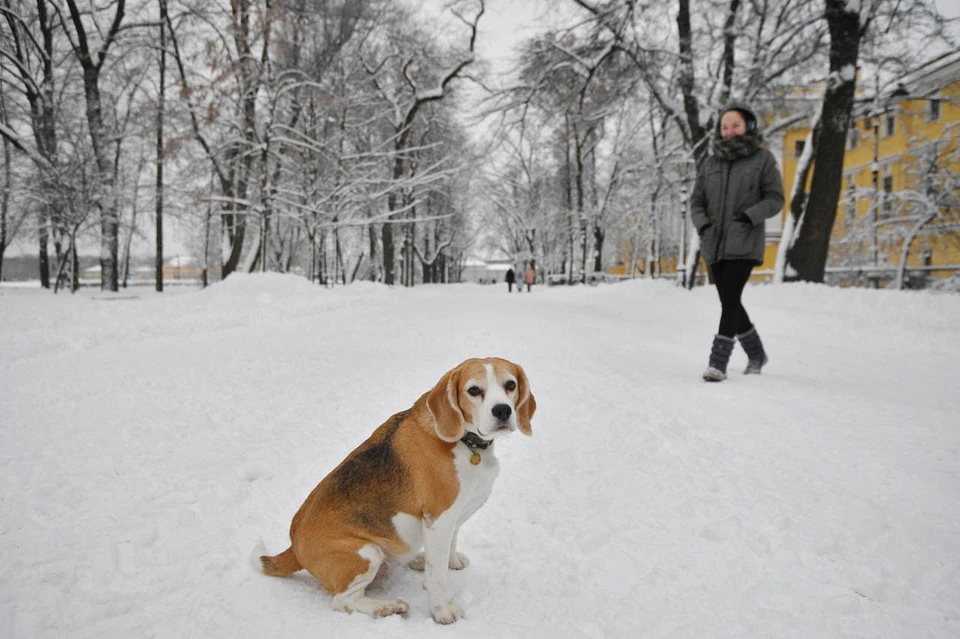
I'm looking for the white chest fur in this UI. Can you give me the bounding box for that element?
[450,441,500,524]
[392,442,500,557]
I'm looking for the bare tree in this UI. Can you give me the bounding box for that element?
[155,0,167,291]
[784,0,863,282]
[363,0,483,285]
[0,0,65,288]
[0,82,30,281]
[58,0,128,291]
[162,0,376,280]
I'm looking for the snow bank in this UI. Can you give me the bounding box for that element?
[2,276,959,637]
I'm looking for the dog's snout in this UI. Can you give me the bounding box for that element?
[491,404,512,421]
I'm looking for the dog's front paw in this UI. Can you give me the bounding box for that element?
[449,552,470,570]
[407,553,425,571]
[431,601,464,625]
[372,599,409,617]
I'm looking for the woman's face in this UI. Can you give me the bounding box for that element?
[720,111,748,139]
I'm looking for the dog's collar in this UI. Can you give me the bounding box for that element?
[460,431,492,450]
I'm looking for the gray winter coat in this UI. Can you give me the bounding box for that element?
[690,147,784,265]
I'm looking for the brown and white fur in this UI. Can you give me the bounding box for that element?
[260,357,536,624]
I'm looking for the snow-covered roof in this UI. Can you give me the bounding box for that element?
[896,50,960,96]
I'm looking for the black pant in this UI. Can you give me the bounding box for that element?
[710,259,755,338]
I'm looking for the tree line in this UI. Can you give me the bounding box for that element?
[1,0,484,290]
[0,0,955,291]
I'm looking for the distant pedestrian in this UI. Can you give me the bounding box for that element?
[691,102,785,382]
[524,263,535,292]
[505,267,516,293]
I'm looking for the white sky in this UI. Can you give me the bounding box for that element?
[937,0,960,18]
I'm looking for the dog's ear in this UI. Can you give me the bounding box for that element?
[514,363,536,436]
[427,365,466,442]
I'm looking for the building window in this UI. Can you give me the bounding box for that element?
[845,177,857,223]
[794,140,806,157]
[881,174,894,216]
[884,112,896,137]
[848,127,859,150]
[928,98,941,122]
[863,116,872,132]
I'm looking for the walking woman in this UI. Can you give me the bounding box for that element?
[690,103,785,381]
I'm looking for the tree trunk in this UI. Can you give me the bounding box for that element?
[38,225,50,288]
[350,251,365,284]
[0,131,7,284]
[222,211,246,275]
[202,195,213,288]
[71,241,79,292]
[786,0,861,282]
[257,112,278,274]
[718,0,741,107]
[222,0,260,279]
[96,106,119,287]
[221,170,247,278]
[335,229,345,284]
[53,239,68,294]
[677,0,715,289]
[564,115,574,281]
[367,223,379,281]
[422,231,432,284]
[156,1,166,292]
[85,73,120,291]
[121,151,145,288]
[593,225,604,273]
[676,0,710,164]
[575,127,587,282]
[775,111,820,282]
[383,138,406,285]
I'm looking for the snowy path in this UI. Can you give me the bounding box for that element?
[2,275,958,637]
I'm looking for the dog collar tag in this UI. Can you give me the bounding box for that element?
[469,452,481,465]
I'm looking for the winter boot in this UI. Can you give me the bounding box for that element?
[702,334,735,382]
[737,326,768,375]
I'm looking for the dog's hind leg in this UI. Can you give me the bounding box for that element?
[318,544,408,618]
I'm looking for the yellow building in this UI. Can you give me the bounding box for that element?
[770,51,960,287]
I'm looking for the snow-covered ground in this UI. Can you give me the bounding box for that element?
[2,274,958,638]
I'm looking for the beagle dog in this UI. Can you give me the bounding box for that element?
[261,357,536,624]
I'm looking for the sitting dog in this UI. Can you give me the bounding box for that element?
[260,357,536,624]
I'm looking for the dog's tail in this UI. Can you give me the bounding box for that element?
[260,547,302,577]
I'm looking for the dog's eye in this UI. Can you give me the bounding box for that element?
[467,386,483,397]
[504,380,517,392]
